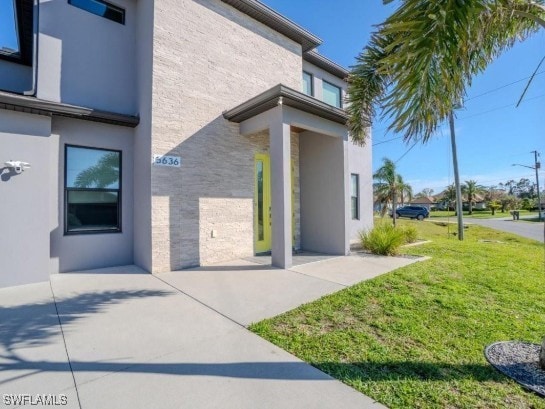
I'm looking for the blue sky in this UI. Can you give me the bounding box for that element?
[262,0,545,195]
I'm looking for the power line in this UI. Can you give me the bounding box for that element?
[372,93,545,147]
[372,135,404,146]
[465,70,545,102]
[395,141,418,163]
[372,70,545,142]
[458,93,545,120]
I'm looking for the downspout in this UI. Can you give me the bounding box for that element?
[24,0,39,96]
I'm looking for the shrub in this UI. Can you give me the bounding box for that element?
[359,223,406,256]
[402,224,418,243]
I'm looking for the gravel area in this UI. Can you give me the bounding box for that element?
[485,341,545,397]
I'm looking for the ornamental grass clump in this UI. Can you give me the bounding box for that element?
[359,223,406,256]
[401,224,418,244]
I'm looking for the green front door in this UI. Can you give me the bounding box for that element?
[254,154,271,253]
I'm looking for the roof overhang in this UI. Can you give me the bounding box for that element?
[303,50,349,80]
[223,84,348,125]
[220,0,322,52]
[0,91,139,128]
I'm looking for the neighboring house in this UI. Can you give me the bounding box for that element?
[432,192,450,210]
[433,191,487,211]
[409,196,435,211]
[469,193,487,210]
[0,0,373,288]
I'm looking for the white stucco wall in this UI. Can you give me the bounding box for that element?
[37,0,137,114]
[0,110,51,288]
[132,0,155,272]
[49,117,135,274]
[299,131,348,255]
[348,138,374,241]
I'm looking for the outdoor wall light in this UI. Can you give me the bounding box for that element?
[4,161,31,174]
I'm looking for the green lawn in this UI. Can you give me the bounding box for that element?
[429,209,534,219]
[251,221,545,408]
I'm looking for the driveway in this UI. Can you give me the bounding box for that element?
[0,255,422,409]
[462,217,544,243]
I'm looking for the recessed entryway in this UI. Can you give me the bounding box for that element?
[254,153,297,255]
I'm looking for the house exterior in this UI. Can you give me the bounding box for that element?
[0,0,373,288]
[433,191,488,211]
[468,193,487,210]
[409,196,435,211]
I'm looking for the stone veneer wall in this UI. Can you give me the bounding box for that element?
[198,131,301,265]
[150,0,302,272]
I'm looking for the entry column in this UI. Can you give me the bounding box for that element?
[269,106,292,269]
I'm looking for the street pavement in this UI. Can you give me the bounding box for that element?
[462,217,544,243]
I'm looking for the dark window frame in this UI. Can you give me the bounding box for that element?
[302,71,314,97]
[64,144,123,235]
[322,79,343,108]
[68,0,126,25]
[351,173,359,220]
[0,0,34,66]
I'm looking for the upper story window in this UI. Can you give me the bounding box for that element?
[0,0,20,57]
[68,0,126,25]
[0,0,32,65]
[323,80,342,108]
[302,71,313,96]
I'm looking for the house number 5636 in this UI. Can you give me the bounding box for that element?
[152,155,181,167]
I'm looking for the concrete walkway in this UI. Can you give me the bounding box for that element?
[0,255,422,409]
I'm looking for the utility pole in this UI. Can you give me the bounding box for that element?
[532,150,542,222]
[449,111,464,240]
[392,188,397,227]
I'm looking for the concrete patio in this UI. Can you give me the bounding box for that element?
[0,254,423,409]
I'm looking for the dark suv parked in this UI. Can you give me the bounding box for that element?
[391,205,429,220]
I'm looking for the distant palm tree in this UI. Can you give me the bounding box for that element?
[374,158,412,226]
[462,180,486,215]
[397,175,413,206]
[438,184,458,212]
